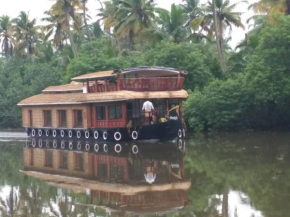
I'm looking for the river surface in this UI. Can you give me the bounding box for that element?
[0,131,289,217]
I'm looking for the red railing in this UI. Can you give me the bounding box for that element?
[87,77,184,93]
[120,77,184,91]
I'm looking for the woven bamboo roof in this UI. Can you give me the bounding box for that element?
[42,81,83,93]
[18,90,188,106]
[71,70,116,81]
[22,170,191,194]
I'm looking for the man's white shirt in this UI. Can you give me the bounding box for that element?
[142,101,154,110]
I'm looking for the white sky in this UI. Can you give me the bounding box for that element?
[0,0,255,48]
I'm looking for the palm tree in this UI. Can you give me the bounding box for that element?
[156,4,189,43]
[181,0,206,27]
[0,16,15,58]
[42,12,67,50]
[90,21,104,38]
[81,0,92,41]
[0,187,21,217]
[207,0,245,71]
[47,0,83,58]
[13,11,39,57]
[99,0,156,50]
[19,184,43,216]
[97,0,119,33]
[179,1,213,43]
[249,0,290,21]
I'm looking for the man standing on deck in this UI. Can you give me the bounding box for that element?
[142,100,154,124]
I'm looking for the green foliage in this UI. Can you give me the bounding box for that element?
[64,37,144,81]
[178,133,290,217]
[184,76,249,130]
[185,16,290,131]
[143,41,213,89]
[65,40,213,90]
[0,58,61,127]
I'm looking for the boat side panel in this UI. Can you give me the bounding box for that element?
[22,105,89,129]
[23,148,91,178]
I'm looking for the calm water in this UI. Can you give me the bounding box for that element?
[0,131,290,217]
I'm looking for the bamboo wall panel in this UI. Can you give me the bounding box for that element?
[22,105,88,128]
[23,148,90,178]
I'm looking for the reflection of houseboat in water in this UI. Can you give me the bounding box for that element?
[18,67,188,142]
[23,139,190,215]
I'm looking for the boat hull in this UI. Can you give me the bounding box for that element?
[26,120,184,142]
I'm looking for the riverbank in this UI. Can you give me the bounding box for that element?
[0,130,27,140]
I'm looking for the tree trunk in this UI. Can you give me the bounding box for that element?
[218,19,227,71]
[66,14,78,58]
[4,37,8,58]
[97,0,104,9]
[26,35,30,57]
[129,29,134,51]
[212,0,226,72]
[286,0,290,15]
[222,187,229,217]
[82,0,92,41]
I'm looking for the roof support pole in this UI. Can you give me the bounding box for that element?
[92,105,96,128]
[105,105,109,128]
[86,104,91,128]
[122,102,127,126]
[117,74,121,91]
[104,78,108,92]
[86,80,90,93]
[95,79,98,93]
[179,99,183,120]
[177,73,181,89]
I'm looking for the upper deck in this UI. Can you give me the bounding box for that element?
[70,67,187,93]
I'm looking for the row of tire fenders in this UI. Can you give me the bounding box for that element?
[29,128,139,141]
[28,139,139,154]
[29,127,186,141]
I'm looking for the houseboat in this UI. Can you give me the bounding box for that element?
[18,67,188,142]
[22,140,190,215]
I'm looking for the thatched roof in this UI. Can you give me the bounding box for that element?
[21,170,191,194]
[18,90,188,106]
[71,70,116,81]
[42,81,83,93]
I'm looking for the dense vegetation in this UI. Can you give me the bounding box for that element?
[0,0,289,130]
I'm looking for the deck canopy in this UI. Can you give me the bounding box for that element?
[71,67,187,82]
[71,70,117,81]
[122,66,188,77]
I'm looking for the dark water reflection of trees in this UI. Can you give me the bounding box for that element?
[182,132,290,217]
[0,132,290,216]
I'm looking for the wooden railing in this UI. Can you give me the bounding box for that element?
[87,77,184,93]
[120,77,184,91]
[88,83,117,93]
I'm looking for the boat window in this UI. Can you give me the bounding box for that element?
[97,163,107,179]
[109,105,122,120]
[45,150,53,167]
[58,110,67,127]
[96,106,106,120]
[74,110,83,127]
[43,110,52,127]
[59,151,68,169]
[111,164,124,180]
[74,153,84,171]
